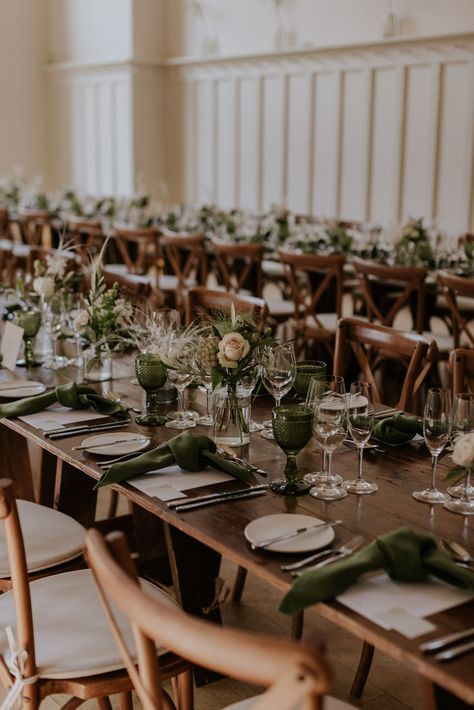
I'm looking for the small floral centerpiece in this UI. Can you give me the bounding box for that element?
[394,218,433,267]
[32,239,77,303]
[77,245,133,381]
[445,432,474,515]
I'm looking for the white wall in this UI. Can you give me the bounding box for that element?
[0,1,48,180]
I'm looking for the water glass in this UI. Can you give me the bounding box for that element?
[308,386,348,501]
[43,304,67,370]
[261,343,296,440]
[444,392,474,515]
[412,388,451,504]
[304,375,345,488]
[271,405,313,495]
[135,354,168,426]
[343,381,377,495]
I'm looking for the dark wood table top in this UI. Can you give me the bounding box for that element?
[1,360,474,703]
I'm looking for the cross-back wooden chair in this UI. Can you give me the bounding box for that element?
[278,249,345,358]
[18,211,52,248]
[0,208,12,282]
[333,317,438,413]
[103,268,161,309]
[186,286,268,331]
[450,348,474,396]
[437,271,474,349]
[159,228,207,313]
[352,257,427,333]
[0,479,191,710]
[211,239,264,297]
[86,527,356,710]
[111,226,160,276]
[67,218,106,263]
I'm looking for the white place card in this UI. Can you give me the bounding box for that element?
[151,483,187,502]
[130,465,234,497]
[374,607,436,638]
[1,322,24,370]
[19,403,108,431]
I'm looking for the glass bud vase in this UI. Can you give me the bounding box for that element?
[83,345,113,382]
[212,383,250,447]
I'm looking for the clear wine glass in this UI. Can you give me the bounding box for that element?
[193,347,214,427]
[309,390,347,501]
[412,388,451,504]
[343,381,377,495]
[444,392,474,515]
[239,359,263,432]
[165,340,196,431]
[43,304,66,370]
[261,343,296,440]
[303,375,345,487]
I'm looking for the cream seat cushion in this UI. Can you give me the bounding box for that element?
[0,569,176,679]
[304,313,339,332]
[0,501,85,577]
[159,274,196,291]
[262,260,286,279]
[226,694,356,709]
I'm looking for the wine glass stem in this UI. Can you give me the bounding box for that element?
[430,454,439,491]
[462,468,471,502]
[53,338,58,363]
[275,394,281,408]
[24,337,33,367]
[357,447,364,481]
[206,386,211,417]
[177,386,184,422]
[284,453,298,484]
[327,450,333,477]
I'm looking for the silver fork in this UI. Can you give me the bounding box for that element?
[281,535,364,573]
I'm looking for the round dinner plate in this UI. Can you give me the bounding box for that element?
[80,432,150,456]
[0,380,46,399]
[244,513,335,554]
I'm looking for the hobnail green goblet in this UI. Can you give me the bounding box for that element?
[294,360,327,397]
[135,353,168,426]
[15,309,42,368]
[271,405,313,495]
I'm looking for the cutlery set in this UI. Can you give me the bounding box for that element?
[420,627,474,661]
[281,535,364,573]
[251,520,343,551]
[167,484,270,512]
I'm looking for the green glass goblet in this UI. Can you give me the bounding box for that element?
[135,353,168,426]
[15,309,42,368]
[271,405,313,495]
[294,360,327,398]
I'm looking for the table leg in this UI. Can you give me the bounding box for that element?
[38,448,57,507]
[54,460,97,527]
[0,424,34,501]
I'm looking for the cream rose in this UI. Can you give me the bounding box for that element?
[218,332,250,369]
[452,432,474,467]
[33,276,55,300]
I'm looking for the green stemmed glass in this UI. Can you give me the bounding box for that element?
[135,353,168,426]
[271,405,313,495]
[15,309,42,367]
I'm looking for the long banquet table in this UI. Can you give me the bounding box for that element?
[1,360,474,708]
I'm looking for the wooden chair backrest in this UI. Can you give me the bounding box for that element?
[0,480,38,705]
[352,257,427,333]
[67,219,105,262]
[212,240,264,297]
[438,271,474,348]
[18,211,51,247]
[449,348,474,396]
[86,528,329,710]
[278,249,345,323]
[112,227,160,275]
[333,317,438,412]
[103,269,154,308]
[159,228,206,288]
[186,286,268,331]
[0,208,10,239]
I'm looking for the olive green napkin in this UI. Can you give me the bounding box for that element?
[0,381,124,419]
[373,414,423,445]
[279,527,474,615]
[96,430,252,489]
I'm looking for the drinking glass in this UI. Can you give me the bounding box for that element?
[165,340,196,431]
[261,343,296,440]
[412,388,451,504]
[293,360,327,398]
[239,360,262,432]
[134,353,168,426]
[43,304,67,370]
[343,381,377,495]
[444,392,474,515]
[271,405,313,495]
[15,309,42,367]
[303,375,345,488]
[193,349,214,427]
[308,384,348,501]
[66,294,86,367]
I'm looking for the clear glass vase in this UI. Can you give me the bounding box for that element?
[83,345,113,382]
[212,384,250,447]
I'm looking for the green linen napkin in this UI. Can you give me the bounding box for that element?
[96,430,252,488]
[279,527,474,615]
[373,414,423,445]
[0,381,124,419]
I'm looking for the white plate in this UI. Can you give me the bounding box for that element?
[244,513,335,554]
[0,380,46,398]
[80,432,150,456]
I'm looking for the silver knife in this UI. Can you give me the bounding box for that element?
[252,520,342,550]
[420,628,474,653]
[46,421,129,439]
[174,488,267,512]
[435,638,474,662]
[167,484,269,508]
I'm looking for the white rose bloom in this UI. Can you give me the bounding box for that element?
[33,276,55,300]
[452,432,474,467]
[218,332,250,369]
[73,309,89,330]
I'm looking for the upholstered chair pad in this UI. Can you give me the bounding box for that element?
[158,274,196,290]
[0,569,176,679]
[0,501,85,577]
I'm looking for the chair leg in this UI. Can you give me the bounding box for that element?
[350,641,375,698]
[231,566,248,603]
[118,692,134,710]
[60,699,84,710]
[290,611,304,641]
[176,669,194,710]
[97,697,113,710]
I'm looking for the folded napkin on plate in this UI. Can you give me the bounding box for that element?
[0,381,124,419]
[373,414,423,445]
[96,430,252,489]
[279,527,474,615]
